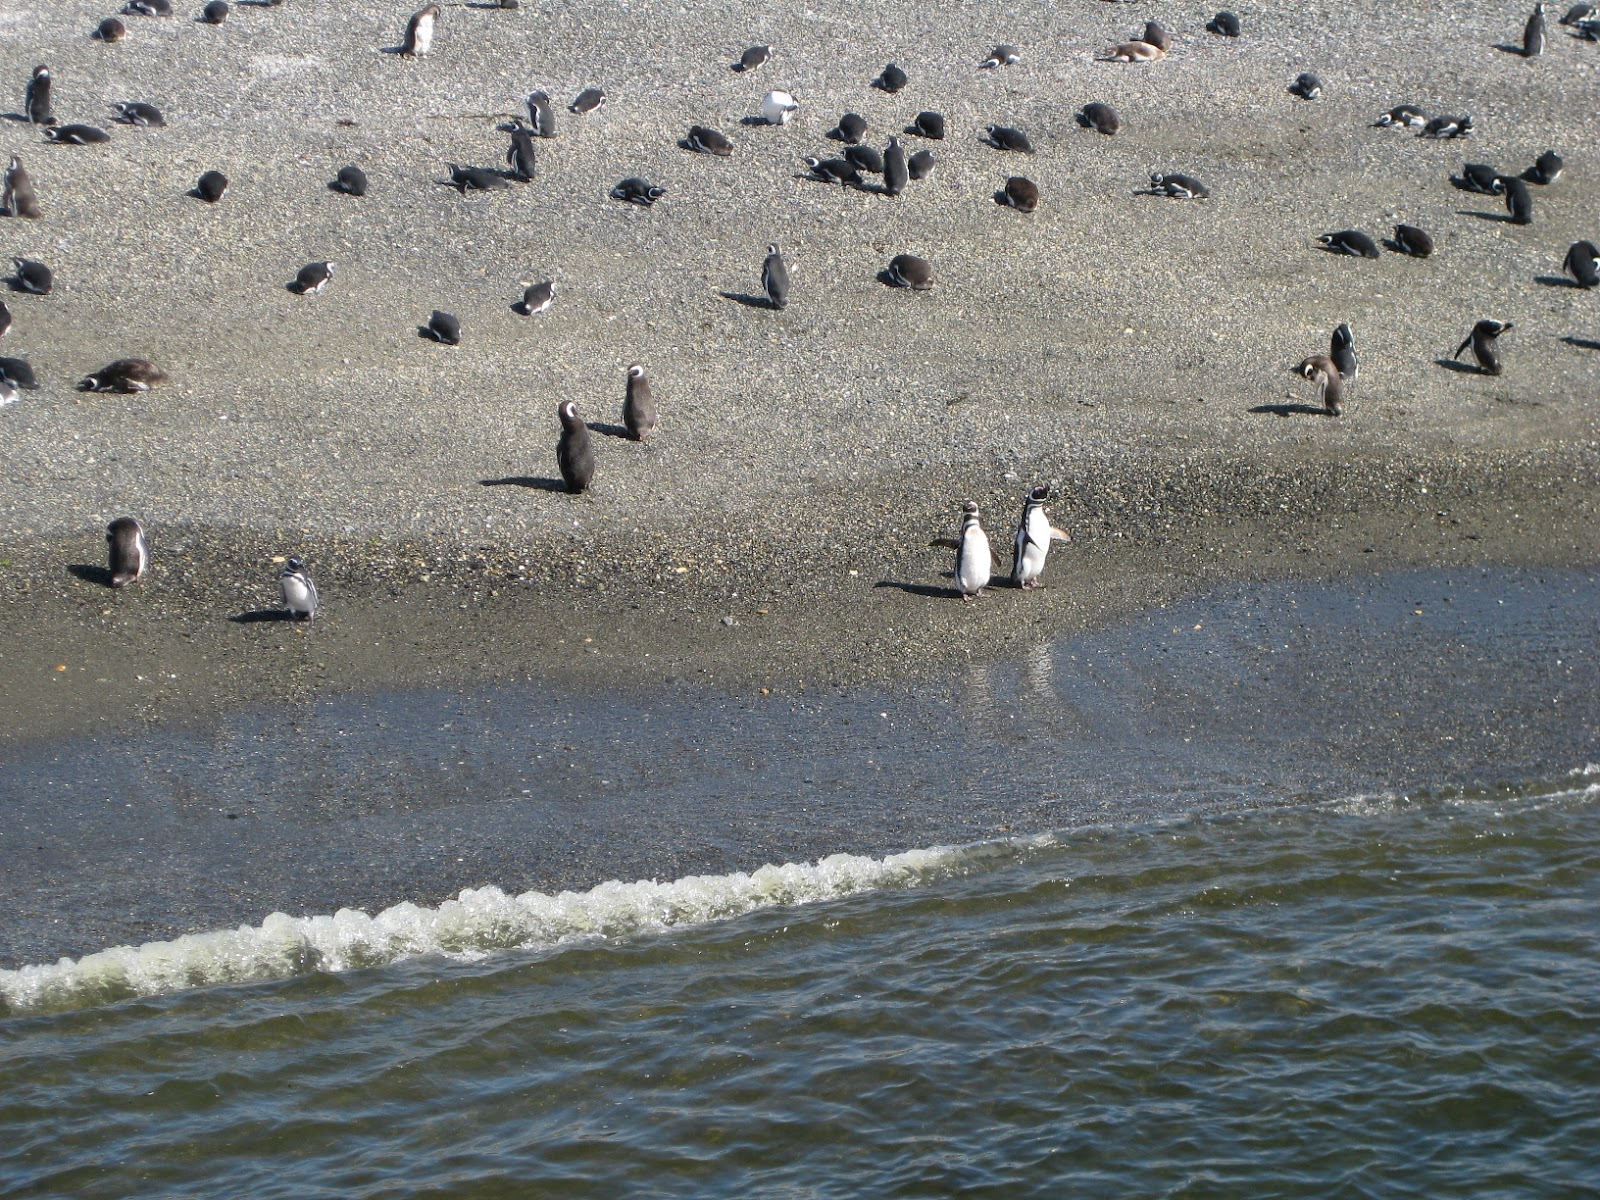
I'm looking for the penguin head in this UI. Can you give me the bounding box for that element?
[962,500,980,516]
[627,363,645,379]
[284,556,305,575]
[32,66,49,81]
[559,400,582,427]
[767,242,780,255]
[1029,484,1050,502]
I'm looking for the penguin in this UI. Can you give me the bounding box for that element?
[999,175,1039,212]
[1318,230,1380,258]
[1563,240,1600,288]
[1148,172,1209,198]
[1011,486,1070,589]
[12,258,51,294]
[623,363,656,440]
[610,177,665,205]
[44,125,112,145]
[3,156,41,219]
[79,358,168,392]
[0,301,9,337]
[734,45,771,72]
[1455,319,1512,375]
[95,18,127,41]
[1454,162,1502,193]
[831,112,867,144]
[1079,101,1121,134]
[334,164,368,195]
[844,145,883,174]
[952,501,992,601]
[1208,11,1242,35]
[423,310,460,345]
[1561,2,1597,21]
[112,101,165,127]
[399,3,439,56]
[448,163,511,192]
[1574,14,1600,35]
[1138,21,1173,51]
[804,156,861,186]
[983,125,1033,153]
[760,91,799,124]
[556,401,594,493]
[1330,323,1358,380]
[1525,2,1547,54]
[506,124,538,179]
[570,87,607,115]
[1524,150,1563,183]
[25,66,55,127]
[123,0,174,13]
[1494,174,1533,224]
[882,136,909,195]
[106,517,147,588]
[907,149,935,180]
[887,253,933,290]
[1295,354,1344,416]
[200,1,228,23]
[908,111,946,139]
[525,90,557,138]
[515,279,556,315]
[0,356,39,389]
[294,261,334,294]
[1375,104,1427,127]
[1393,224,1434,257]
[279,557,317,620]
[762,243,789,309]
[981,44,1022,68]
[1290,73,1323,99]
[872,63,909,93]
[685,125,733,156]
[194,169,228,202]
[1099,41,1164,62]
[0,376,14,408]
[1420,114,1473,138]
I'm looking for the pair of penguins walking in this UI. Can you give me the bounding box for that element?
[933,487,1070,601]
[103,518,317,620]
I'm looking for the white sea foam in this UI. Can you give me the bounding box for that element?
[0,839,1044,1016]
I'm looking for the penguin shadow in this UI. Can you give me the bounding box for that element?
[1249,402,1333,418]
[0,113,30,124]
[586,420,633,440]
[1434,358,1486,374]
[1535,275,1585,289]
[228,609,302,624]
[737,116,774,126]
[1456,208,1515,223]
[66,563,115,587]
[1492,42,1533,55]
[874,580,964,601]
[1561,336,1600,352]
[480,475,570,492]
[720,290,778,310]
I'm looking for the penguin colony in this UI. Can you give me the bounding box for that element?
[1,3,1597,611]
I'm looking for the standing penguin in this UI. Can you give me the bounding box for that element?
[1011,485,1070,589]
[1295,354,1344,415]
[506,123,537,181]
[882,135,909,196]
[525,90,557,138]
[279,557,318,620]
[557,401,594,492]
[952,501,992,601]
[1525,2,1547,54]
[3,155,40,219]
[1496,175,1534,224]
[1455,319,1513,375]
[623,363,656,440]
[106,516,147,588]
[1330,323,1358,380]
[762,242,789,309]
[1564,240,1600,288]
[399,3,439,56]
[25,66,55,127]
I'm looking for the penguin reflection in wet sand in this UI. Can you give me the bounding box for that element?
[399,3,439,57]
[557,401,594,493]
[280,557,317,621]
[624,363,655,440]
[1012,486,1070,590]
[1455,319,1512,375]
[106,516,147,588]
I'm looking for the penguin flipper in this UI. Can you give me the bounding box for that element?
[1049,526,1071,542]
[1453,336,1473,360]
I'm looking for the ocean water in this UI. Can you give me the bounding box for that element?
[2,569,1597,1196]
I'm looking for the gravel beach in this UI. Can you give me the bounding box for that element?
[1,0,1598,737]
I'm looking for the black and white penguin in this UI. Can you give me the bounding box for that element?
[759,91,799,124]
[194,169,228,202]
[423,310,460,345]
[1207,11,1242,36]
[1524,150,1563,183]
[981,44,1022,68]
[1148,172,1209,198]
[1561,2,1596,21]
[1290,72,1322,99]
[95,18,127,41]
[106,517,147,588]
[610,177,665,205]
[1393,224,1434,257]
[399,3,439,56]
[506,124,537,179]
[25,66,54,126]
[734,45,771,72]
[4,156,41,219]
[999,175,1039,212]
[685,125,733,156]
[1099,40,1164,62]
[908,111,945,139]
[44,124,111,145]
[1420,114,1473,138]
[557,401,594,493]
[1495,174,1533,224]
[1318,229,1380,258]
[907,148,935,180]
[12,258,51,294]
[279,557,317,620]
[334,164,368,195]
[1375,104,1427,127]
[882,136,909,195]
[200,1,228,24]
[515,279,556,315]
[570,87,606,115]
[448,163,511,192]
[804,156,861,186]
[624,363,656,440]
[1012,486,1069,589]
[293,261,334,294]
[0,356,39,389]
[1295,354,1344,416]
[872,63,909,92]
[1454,162,1502,193]
[1079,101,1121,134]
[1331,323,1358,380]
[79,358,168,392]
[831,112,867,144]
[1455,319,1512,375]
[112,101,165,127]
[887,253,933,290]
[983,125,1033,153]
[1574,14,1600,35]
[953,501,992,600]
[844,144,883,174]
[525,90,557,138]
[762,243,789,309]
[123,0,174,13]
[1563,240,1600,288]
[1525,2,1547,54]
